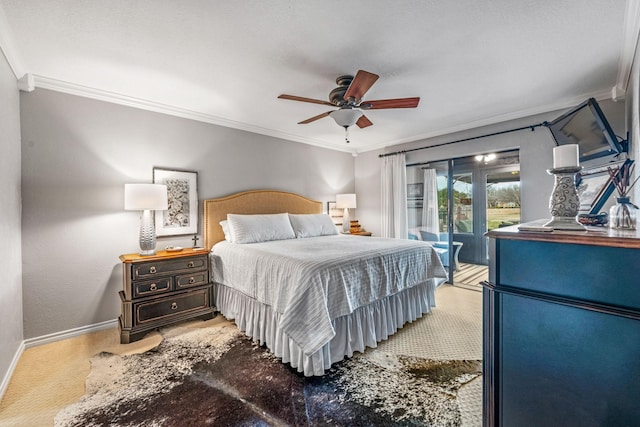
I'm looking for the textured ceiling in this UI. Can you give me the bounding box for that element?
[0,1,635,153]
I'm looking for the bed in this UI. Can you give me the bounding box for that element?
[203,190,447,376]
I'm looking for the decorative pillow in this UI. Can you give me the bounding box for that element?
[226,213,296,244]
[288,214,339,238]
[219,220,231,241]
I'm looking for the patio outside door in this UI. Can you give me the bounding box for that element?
[449,152,521,265]
[406,150,520,277]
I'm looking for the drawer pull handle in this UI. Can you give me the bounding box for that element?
[187,261,195,268]
[150,283,157,291]
[149,266,157,274]
[188,277,195,284]
[171,302,178,310]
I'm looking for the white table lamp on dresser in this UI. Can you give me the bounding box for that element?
[124,183,168,256]
[336,193,357,233]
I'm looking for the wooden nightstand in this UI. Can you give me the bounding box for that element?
[118,248,214,344]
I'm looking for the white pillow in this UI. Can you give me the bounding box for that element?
[288,214,339,238]
[219,220,231,241]
[226,213,296,244]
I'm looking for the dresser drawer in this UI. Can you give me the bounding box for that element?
[498,239,640,310]
[132,255,208,280]
[135,287,211,324]
[132,277,172,298]
[175,271,209,290]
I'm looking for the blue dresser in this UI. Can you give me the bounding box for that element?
[484,223,640,426]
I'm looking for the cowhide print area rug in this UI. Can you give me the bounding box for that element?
[55,320,481,427]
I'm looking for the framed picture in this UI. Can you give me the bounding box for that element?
[576,159,630,214]
[153,168,198,236]
[407,183,423,199]
[327,201,343,226]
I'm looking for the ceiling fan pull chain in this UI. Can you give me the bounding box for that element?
[345,126,350,143]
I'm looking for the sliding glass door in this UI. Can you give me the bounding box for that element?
[451,153,520,265]
[407,150,520,276]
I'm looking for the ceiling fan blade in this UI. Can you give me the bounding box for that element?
[298,111,332,124]
[278,94,334,106]
[362,97,420,109]
[356,115,373,128]
[344,70,379,101]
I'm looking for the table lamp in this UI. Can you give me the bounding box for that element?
[336,193,357,233]
[124,183,168,255]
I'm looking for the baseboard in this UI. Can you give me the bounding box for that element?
[23,318,119,349]
[0,341,25,402]
[0,320,119,401]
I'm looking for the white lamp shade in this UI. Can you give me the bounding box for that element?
[124,184,168,211]
[329,109,363,127]
[336,193,357,209]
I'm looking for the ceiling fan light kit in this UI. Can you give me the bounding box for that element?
[278,69,420,143]
[330,109,363,127]
[329,109,363,143]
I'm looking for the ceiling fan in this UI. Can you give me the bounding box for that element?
[278,70,420,143]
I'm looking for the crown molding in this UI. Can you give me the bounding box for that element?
[30,74,355,154]
[612,0,640,100]
[25,74,621,157]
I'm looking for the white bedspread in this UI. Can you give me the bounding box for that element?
[211,235,447,356]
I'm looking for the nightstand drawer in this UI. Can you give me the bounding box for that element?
[133,277,172,298]
[175,271,209,290]
[132,255,207,279]
[135,287,210,324]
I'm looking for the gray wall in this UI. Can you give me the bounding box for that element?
[0,54,23,387]
[20,89,355,339]
[355,100,627,237]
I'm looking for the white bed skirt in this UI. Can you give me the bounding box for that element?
[214,279,438,376]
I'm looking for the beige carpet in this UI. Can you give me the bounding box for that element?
[0,285,482,427]
[0,326,166,427]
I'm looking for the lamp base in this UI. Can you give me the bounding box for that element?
[342,208,350,233]
[139,209,157,256]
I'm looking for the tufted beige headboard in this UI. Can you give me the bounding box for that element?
[202,189,323,250]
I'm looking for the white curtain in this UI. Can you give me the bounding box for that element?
[422,168,440,237]
[381,153,408,238]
